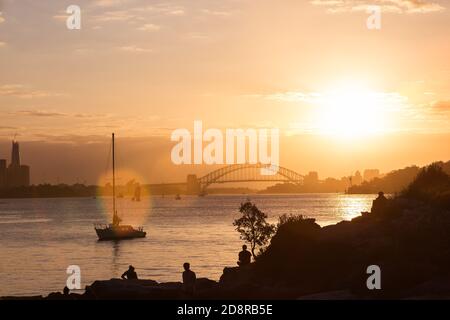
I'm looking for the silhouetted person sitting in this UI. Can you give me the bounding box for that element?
[371,191,388,214]
[63,286,70,296]
[48,286,73,300]
[182,262,196,296]
[237,245,252,267]
[121,265,138,280]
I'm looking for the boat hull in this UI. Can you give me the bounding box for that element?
[95,225,146,241]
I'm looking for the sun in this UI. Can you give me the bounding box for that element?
[314,83,387,139]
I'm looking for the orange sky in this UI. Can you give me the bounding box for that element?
[0,0,449,184]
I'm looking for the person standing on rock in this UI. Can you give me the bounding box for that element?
[121,265,138,280]
[182,262,196,296]
[237,245,252,267]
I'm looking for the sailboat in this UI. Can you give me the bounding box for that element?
[94,133,146,241]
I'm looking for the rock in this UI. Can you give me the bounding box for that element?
[157,281,182,290]
[406,277,450,299]
[196,278,219,291]
[78,278,220,300]
[85,278,180,300]
[46,292,82,300]
[219,265,254,287]
[1,295,44,300]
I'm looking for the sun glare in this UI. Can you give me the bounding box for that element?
[97,168,152,226]
[314,83,388,139]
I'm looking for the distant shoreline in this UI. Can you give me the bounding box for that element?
[0,192,379,200]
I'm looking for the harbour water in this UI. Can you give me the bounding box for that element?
[0,194,376,297]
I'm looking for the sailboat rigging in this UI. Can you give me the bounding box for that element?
[94,133,146,240]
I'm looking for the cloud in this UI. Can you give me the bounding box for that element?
[12,110,67,117]
[93,10,136,22]
[0,41,6,47]
[0,85,61,99]
[201,9,233,17]
[93,4,185,23]
[53,15,68,21]
[0,12,4,24]
[247,90,408,110]
[93,0,132,7]
[53,12,70,21]
[73,112,110,119]
[137,23,161,32]
[143,4,185,16]
[260,92,325,103]
[118,45,152,53]
[29,133,111,144]
[183,32,210,41]
[8,110,111,119]
[431,100,450,112]
[310,0,445,14]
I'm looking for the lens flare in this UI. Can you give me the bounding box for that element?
[96,168,153,226]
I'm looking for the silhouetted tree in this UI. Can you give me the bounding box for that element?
[233,201,275,259]
[277,213,308,227]
[401,163,450,204]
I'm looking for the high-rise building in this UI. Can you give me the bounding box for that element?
[353,170,363,185]
[186,174,200,194]
[363,169,380,182]
[304,171,319,185]
[11,141,20,166]
[4,141,30,187]
[0,159,6,188]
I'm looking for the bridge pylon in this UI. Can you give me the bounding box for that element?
[186,174,200,195]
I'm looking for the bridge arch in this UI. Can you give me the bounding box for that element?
[196,163,303,193]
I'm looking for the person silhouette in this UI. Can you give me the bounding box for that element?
[182,262,196,296]
[121,265,138,280]
[63,286,70,296]
[371,191,388,214]
[237,245,252,266]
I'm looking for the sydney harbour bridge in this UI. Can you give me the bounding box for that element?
[160,163,305,195]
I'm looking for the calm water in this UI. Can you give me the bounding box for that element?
[0,194,376,297]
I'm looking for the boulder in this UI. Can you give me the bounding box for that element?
[85,278,180,300]
[196,277,219,291]
[1,295,44,300]
[219,265,255,287]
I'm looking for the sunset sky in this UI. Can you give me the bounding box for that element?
[0,0,449,184]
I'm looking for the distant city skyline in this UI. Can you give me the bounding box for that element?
[0,135,447,186]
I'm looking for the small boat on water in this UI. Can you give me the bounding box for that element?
[175,194,181,200]
[94,133,146,241]
[132,184,141,202]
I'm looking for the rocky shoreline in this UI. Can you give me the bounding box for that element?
[1,266,298,300]
[4,265,450,300]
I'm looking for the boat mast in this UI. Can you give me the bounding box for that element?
[112,133,117,224]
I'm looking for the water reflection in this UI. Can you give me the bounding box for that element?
[339,195,372,221]
[111,241,121,275]
[0,194,377,296]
